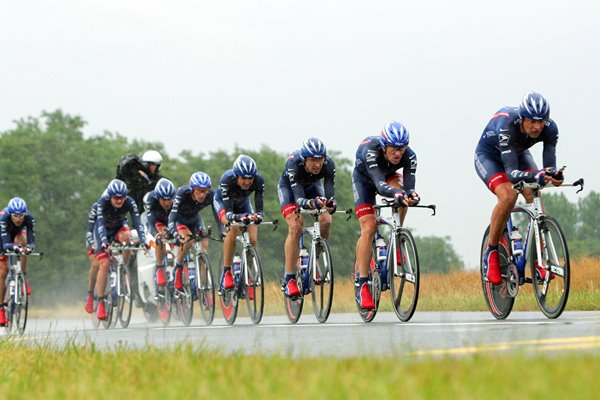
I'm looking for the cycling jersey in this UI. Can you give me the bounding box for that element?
[277,150,336,215]
[475,106,559,190]
[214,169,265,221]
[95,194,146,247]
[86,202,98,249]
[144,190,173,236]
[352,136,417,216]
[167,185,221,236]
[0,209,36,252]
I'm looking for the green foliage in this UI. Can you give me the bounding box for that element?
[0,110,466,304]
[414,235,464,273]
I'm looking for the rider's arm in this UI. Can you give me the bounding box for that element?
[167,188,184,236]
[287,161,311,208]
[253,174,265,216]
[402,148,417,191]
[542,124,558,169]
[364,151,402,198]
[0,215,13,250]
[127,197,147,244]
[220,177,236,221]
[25,215,36,248]
[323,157,336,199]
[208,191,226,235]
[95,197,110,246]
[500,131,537,183]
[86,204,97,248]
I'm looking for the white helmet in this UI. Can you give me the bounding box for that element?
[141,150,163,165]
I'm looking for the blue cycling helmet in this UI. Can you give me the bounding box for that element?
[107,179,128,197]
[300,137,327,159]
[519,91,550,121]
[155,178,176,199]
[7,197,27,214]
[189,171,212,189]
[380,120,410,148]
[232,155,257,178]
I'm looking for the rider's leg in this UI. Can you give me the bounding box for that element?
[116,227,133,265]
[284,212,304,275]
[317,213,332,239]
[488,182,518,246]
[0,258,8,305]
[13,234,27,273]
[88,252,99,292]
[356,214,377,278]
[95,253,110,298]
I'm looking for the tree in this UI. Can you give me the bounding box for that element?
[414,236,464,273]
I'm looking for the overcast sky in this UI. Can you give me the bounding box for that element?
[1,1,599,268]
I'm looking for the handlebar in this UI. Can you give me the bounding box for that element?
[513,179,584,194]
[3,251,43,258]
[109,243,144,252]
[227,219,279,231]
[375,199,437,216]
[296,208,354,220]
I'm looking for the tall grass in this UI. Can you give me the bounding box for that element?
[1,340,599,400]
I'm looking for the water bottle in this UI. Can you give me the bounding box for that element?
[110,271,117,288]
[9,279,16,296]
[299,248,309,270]
[188,266,197,300]
[376,238,387,263]
[510,227,524,257]
[233,255,242,275]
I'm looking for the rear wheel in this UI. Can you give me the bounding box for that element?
[195,253,215,325]
[283,263,304,324]
[244,247,264,324]
[157,285,172,327]
[310,238,334,323]
[102,271,115,329]
[117,264,133,328]
[219,260,239,325]
[14,273,28,335]
[531,216,570,319]
[354,253,381,323]
[389,229,420,322]
[4,279,15,334]
[480,225,515,319]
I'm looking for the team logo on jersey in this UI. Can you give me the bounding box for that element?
[366,150,377,163]
[499,133,509,146]
[410,155,417,169]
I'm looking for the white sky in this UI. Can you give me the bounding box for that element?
[1,0,599,268]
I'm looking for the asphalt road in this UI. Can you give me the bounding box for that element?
[7,311,600,358]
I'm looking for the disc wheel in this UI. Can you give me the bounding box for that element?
[480,226,515,320]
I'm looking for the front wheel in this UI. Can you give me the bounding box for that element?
[531,216,570,319]
[480,225,515,320]
[176,266,194,326]
[310,238,334,323]
[117,264,133,328]
[195,253,215,325]
[244,247,264,324]
[389,229,419,322]
[354,254,381,323]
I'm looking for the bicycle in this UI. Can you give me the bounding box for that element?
[283,208,352,323]
[3,250,43,335]
[354,200,436,323]
[181,230,217,325]
[480,170,584,319]
[219,219,278,325]
[91,243,139,329]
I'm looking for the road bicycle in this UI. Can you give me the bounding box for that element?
[354,200,436,323]
[480,171,584,319]
[219,219,278,325]
[3,250,43,335]
[91,243,139,329]
[283,208,352,323]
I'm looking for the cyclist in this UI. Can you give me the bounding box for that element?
[144,178,177,288]
[278,138,336,297]
[93,179,149,320]
[0,197,37,326]
[84,202,100,314]
[167,172,222,291]
[352,121,419,310]
[475,91,563,285]
[116,150,165,210]
[214,155,265,293]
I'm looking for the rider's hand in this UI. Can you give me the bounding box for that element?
[394,191,409,207]
[239,214,252,225]
[142,242,151,251]
[545,167,564,186]
[101,242,110,252]
[252,213,263,225]
[326,197,337,214]
[534,169,547,186]
[406,189,420,206]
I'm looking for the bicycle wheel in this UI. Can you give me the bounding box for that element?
[91,294,101,329]
[354,255,381,323]
[283,263,304,324]
[102,272,115,329]
[480,226,515,319]
[310,238,334,323]
[389,229,419,322]
[176,266,194,326]
[142,303,159,322]
[530,216,570,319]
[117,264,133,328]
[14,273,28,335]
[244,246,264,324]
[4,280,15,334]
[195,253,215,325]
[156,285,172,327]
[219,259,239,325]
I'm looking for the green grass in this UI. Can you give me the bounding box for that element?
[1,339,599,399]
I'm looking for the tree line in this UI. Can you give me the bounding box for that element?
[18,110,598,304]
